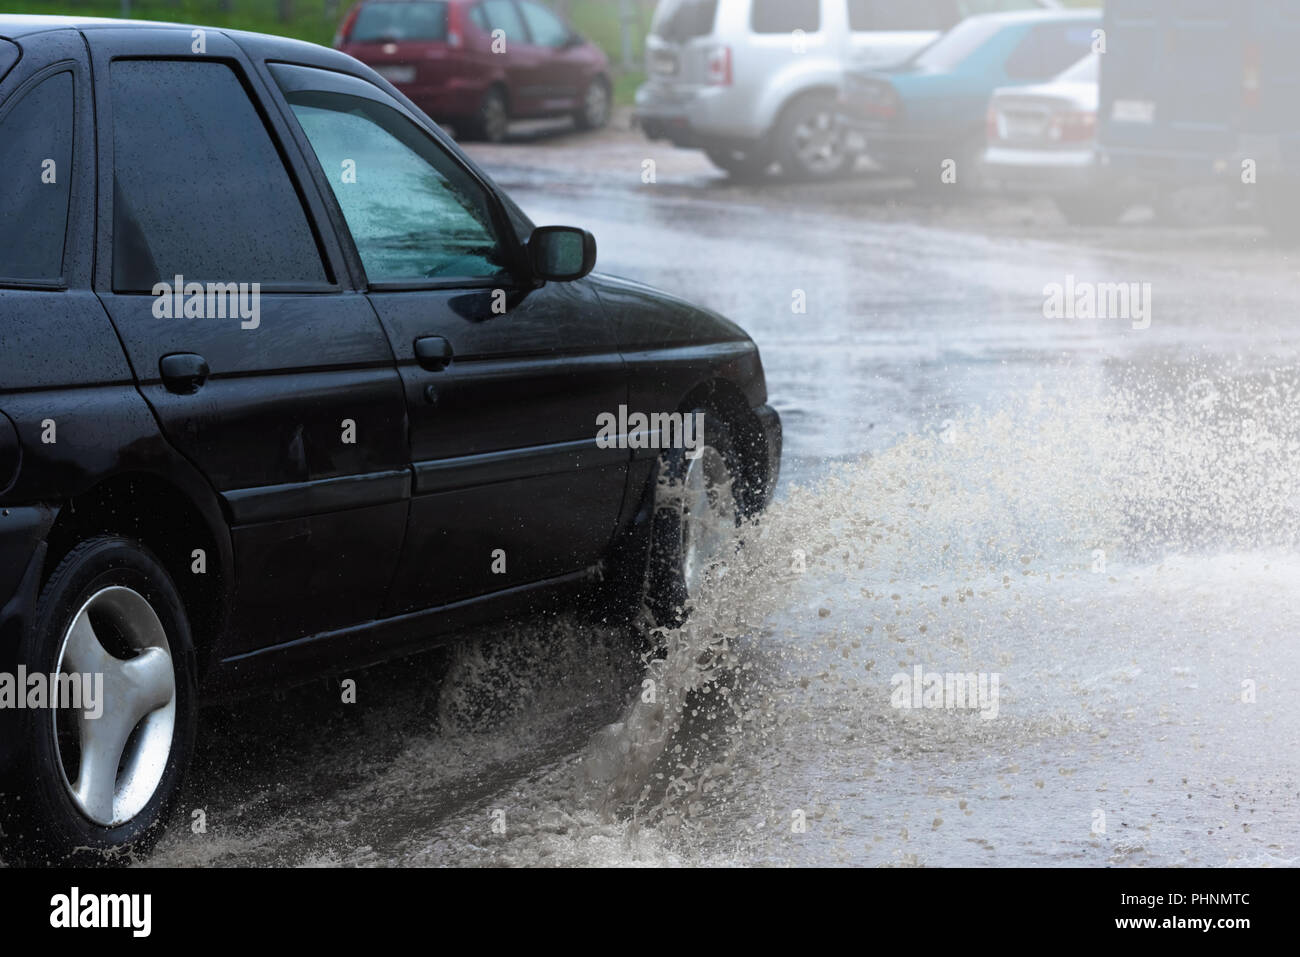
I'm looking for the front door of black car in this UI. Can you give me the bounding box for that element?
[89,31,410,653]
[270,64,628,613]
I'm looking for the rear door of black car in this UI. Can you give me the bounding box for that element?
[87,28,410,653]
[0,29,143,525]
[266,63,628,613]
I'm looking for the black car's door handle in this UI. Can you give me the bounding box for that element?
[414,336,453,371]
[159,353,210,394]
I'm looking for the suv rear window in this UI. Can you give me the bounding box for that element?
[650,0,719,41]
[849,0,957,32]
[752,0,821,33]
[0,71,74,283]
[351,1,449,42]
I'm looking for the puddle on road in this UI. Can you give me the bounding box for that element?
[141,375,1300,867]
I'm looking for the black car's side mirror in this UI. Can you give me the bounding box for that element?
[528,226,597,282]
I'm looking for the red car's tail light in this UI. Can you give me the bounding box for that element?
[447,0,465,47]
[706,44,732,86]
[865,86,898,120]
[334,3,360,47]
[1048,110,1097,143]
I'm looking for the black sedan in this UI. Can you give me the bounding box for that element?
[0,15,780,863]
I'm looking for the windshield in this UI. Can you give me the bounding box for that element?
[351,1,448,42]
[1055,51,1098,83]
[650,0,719,42]
[910,16,1004,71]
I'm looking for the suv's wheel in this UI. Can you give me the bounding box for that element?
[574,77,611,131]
[0,536,196,864]
[645,411,743,628]
[775,93,850,182]
[465,86,509,143]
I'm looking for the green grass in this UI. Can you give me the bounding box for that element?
[611,70,644,108]
[566,1,649,106]
[568,0,647,66]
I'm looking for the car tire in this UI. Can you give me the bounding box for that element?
[0,535,196,865]
[574,76,611,131]
[1053,191,1129,226]
[644,410,744,629]
[705,146,773,181]
[774,93,851,182]
[465,86,509,143]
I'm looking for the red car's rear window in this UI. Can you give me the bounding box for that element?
[350,1,449,42]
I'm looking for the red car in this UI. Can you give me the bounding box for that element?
[336,0,612,141]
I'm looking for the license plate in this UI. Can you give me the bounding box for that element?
[1112,99,1156,124]
[376,65,415,84]
[1002,113,1047,141]
[650,51,678,76]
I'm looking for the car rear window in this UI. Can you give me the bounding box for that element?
[0,71,74,283]
[752,0,821,34]
[351,1,449,42]
[910,15,1004,70]
[1056,51,1098,83]
[1005,22,1098,81]
[650,0,719,41]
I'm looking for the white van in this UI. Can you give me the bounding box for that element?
[635,0,1057,179]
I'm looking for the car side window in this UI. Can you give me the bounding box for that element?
[482,0,527,43]
[1005,24,1096,81]
[470,3,489,31]
[518,1,571,47]
[0,71,75,284]
[752,0,821,34]
[284,87,510,283]
[110,60,328,291]
[848,0,956,32]
[958,0,1043,15]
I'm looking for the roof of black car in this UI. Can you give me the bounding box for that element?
[0,14,324,50]
[0,14,187,37]
[0,13,353,72]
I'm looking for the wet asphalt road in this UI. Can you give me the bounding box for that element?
[137,116,1300,867]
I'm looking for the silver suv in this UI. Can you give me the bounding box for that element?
[636,0,1057,180]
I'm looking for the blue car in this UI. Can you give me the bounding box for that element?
[840,8,1100,185]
